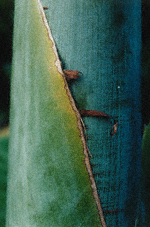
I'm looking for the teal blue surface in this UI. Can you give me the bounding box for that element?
[41,0,142,226]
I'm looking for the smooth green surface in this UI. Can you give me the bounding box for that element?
[0,135,9,227]
[6,0,101,226]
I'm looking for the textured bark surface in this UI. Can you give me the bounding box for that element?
[41,0,142,226]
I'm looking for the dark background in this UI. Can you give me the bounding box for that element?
[0,0,14,128]
[142,0,150,125]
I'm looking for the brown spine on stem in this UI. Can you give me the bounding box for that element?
[80,109,120,136]
[79,109,113,119]
[63,70,81,81]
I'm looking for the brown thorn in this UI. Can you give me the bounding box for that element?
[79,109,113,119]
[43,6,48,9]
[80,109,121,136]
[110,121,121,136]
[63,70,82,81]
